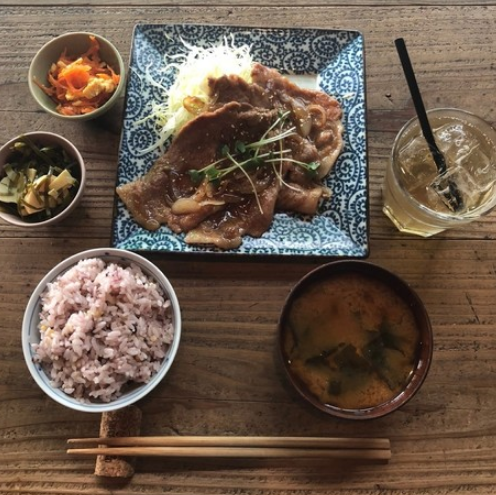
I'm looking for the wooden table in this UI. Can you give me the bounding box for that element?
[2,2,496,493]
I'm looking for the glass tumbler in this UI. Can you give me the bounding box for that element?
[382,108,496,237]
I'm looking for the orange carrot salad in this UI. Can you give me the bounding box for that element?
[36,36,120,116]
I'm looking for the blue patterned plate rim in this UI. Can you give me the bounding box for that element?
[111,23,369,259]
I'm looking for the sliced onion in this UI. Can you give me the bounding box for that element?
[171,197,202,214]
[293,106,312,137]
[308,104,327,129]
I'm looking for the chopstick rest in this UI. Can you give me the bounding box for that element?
[94,406,142,478]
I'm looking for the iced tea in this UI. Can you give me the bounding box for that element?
[382,108,496,236]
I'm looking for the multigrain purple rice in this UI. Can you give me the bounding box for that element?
[32,258,173,403]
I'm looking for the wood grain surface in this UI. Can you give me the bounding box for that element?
[1,3,496,494]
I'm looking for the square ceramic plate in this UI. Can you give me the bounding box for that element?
[112,24,369,258]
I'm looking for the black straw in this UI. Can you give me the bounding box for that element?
[394,38,463,212]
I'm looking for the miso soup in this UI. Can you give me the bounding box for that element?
[283,272,420,410]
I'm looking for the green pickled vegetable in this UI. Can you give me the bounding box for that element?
[0,136,79,222]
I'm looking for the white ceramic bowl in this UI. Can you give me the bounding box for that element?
[28,31,125,121]
[0,131,85,227]
[22,248,182,413]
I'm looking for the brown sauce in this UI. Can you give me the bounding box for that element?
[283,272,420,410]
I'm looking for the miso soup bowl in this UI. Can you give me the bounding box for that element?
[278,260,433,420]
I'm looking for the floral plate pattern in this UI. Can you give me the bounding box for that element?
[112,24,369,258]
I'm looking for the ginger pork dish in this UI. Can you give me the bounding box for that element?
[117,46,344,250]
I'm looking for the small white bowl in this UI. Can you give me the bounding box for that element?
[0,131,85,227]
[22,248,182,413]
[28,31,125,121]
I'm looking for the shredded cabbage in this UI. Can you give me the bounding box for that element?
[139,37,254,153]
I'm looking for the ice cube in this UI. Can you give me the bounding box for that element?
[398,118,496,213]
[435,123,472,157]
[398,134,438,189]
[428,122,496,211]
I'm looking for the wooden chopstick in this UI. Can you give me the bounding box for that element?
[68,435,390,450]
[66,436,391,462]
[67,446,390,461]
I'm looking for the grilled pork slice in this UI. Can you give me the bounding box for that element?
[184,173,281,250]
[251,62,344,179]
[208,66,343,214]
[211,64,344,179]
[117,102,279,237]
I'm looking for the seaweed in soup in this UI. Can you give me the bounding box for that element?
[283,272,420,409]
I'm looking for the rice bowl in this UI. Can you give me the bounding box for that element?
[22,248,181,413]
